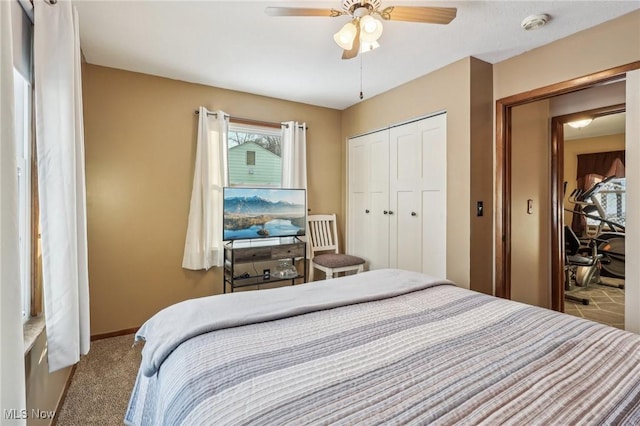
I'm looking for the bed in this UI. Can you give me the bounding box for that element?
[125,269,640,425]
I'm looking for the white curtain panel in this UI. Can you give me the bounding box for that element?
[34,0,90,372]
[0,1,27,422]
[182,108,229,270]
[281,121,307,190]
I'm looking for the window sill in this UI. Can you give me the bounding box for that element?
[23,316,45,355]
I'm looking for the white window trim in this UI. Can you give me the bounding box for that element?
[14,69,32,323]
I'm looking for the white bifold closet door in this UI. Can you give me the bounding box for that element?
[347,112,446,278]
[348,129,390,271]
[389,113,446,277]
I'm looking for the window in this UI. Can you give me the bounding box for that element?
[228,124,282,187]
[586,178,626,228]
[246,151,256,166]
[14,69,32,322]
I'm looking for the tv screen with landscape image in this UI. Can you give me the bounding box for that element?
[223,187,306,241]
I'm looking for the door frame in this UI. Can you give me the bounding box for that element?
[495,61,640,309]
[550,104,626,311]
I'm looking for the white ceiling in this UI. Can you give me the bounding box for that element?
[73,1,640,110]
[565,112,626,141]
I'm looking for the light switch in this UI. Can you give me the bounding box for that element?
[527,199,534,214]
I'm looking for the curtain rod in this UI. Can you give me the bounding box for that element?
[194,110,307,130]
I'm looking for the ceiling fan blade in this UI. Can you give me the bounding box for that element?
[341,25,361,60]
[379,6,457,24]
[265,7,344,18]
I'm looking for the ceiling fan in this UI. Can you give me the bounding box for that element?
[266,0,457,59]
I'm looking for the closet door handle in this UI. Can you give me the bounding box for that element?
[365,209,370,213]
[388,211,394,215]
[411,212,417,216]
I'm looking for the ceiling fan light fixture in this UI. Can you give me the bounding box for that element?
[567,118,593,129]
[359,15,383,42]
[333,21,358,50]
[360,40,380,53]
[265,1,457,60]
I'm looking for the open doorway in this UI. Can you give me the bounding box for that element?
[495,63,639,331]
[557,108,626,328]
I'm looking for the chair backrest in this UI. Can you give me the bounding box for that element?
[307,214,340,257]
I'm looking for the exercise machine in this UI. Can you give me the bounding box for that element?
[567,175,625,279]
[564,225,601,305]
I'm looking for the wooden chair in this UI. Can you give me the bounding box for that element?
[307,214,365,280]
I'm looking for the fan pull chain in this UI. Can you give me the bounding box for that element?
[359,53,364,100]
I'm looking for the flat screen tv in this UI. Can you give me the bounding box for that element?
[223,187,306,241]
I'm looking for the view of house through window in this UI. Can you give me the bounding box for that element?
[14,69,32,322]
[228,124,282,187]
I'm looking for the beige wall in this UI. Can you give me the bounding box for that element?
[25,332,72,426]
[510,100,551,308]
[563,133,626,225]
[83,64,342,334]
[341,57,494,291]
[469,58,494,295]
[494,11,640,100]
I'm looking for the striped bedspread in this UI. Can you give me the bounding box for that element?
[126,269,640,425]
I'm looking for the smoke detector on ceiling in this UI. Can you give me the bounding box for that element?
[521,14,550,31]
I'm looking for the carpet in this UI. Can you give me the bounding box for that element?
[55,334,140,425]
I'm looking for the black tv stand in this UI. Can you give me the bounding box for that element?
[223,237,306,293]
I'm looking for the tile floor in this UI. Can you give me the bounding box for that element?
[565,277,625,329]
